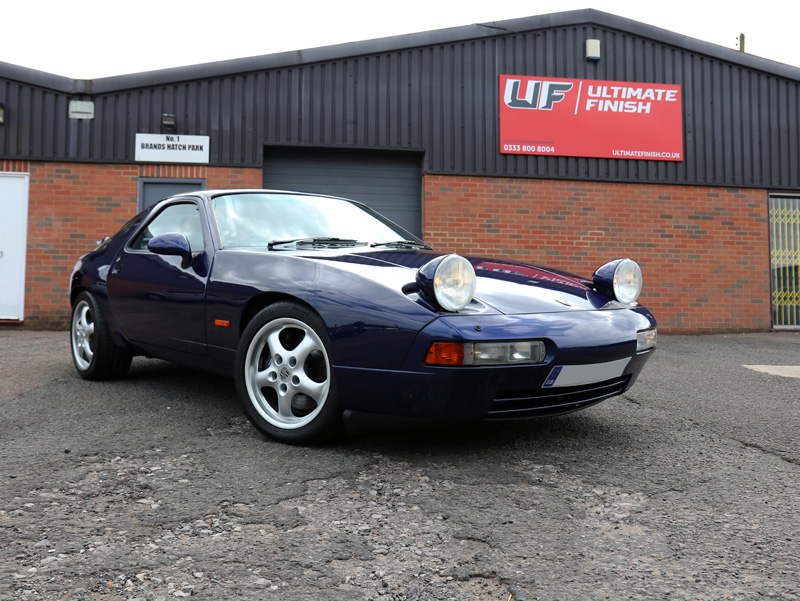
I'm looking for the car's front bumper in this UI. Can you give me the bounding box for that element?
[334,307,656,420]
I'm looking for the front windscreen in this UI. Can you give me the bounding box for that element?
[211,193,413,248]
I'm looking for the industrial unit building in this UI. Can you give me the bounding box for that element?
[1,9,798,331]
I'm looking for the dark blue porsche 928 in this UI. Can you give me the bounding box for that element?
[69,189,657,444]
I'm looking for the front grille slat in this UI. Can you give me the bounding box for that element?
[487,376,630,419]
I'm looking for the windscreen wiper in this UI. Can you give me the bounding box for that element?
[369,240,433,249]
[268,237,368,250]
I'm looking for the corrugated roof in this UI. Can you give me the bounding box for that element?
[3,9,799,95]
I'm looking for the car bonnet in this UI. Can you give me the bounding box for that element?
[297,249,621,314]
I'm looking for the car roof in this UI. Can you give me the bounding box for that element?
[169,189,356,203]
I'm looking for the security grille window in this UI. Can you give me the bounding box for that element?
[769,195,800,327]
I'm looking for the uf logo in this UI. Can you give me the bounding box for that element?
[504,79,574,110]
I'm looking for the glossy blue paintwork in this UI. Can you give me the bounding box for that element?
[333,307,654,417]
[205,249,437,370]
[70,190,657,421]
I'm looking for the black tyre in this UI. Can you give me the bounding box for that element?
[70,291,132,380]
[235,302,342,444]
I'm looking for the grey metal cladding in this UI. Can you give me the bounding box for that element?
[1,9,799,189]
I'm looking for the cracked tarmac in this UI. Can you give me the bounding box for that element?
[1,330,799,600]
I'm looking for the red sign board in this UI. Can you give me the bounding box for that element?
[499,75,683,161]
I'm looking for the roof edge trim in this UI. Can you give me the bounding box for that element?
[3,9,799,95]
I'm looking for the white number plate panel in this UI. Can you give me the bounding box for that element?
[543,358,631,388]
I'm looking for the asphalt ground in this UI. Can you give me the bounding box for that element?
[1,329,798,600]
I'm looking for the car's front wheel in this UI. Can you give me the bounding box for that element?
[70,291,132,380]
[235,302,342,444]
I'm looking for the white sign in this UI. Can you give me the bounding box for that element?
[135,133,210,164]
[69,100,95,120]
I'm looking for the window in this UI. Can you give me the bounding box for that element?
[130,203,205,253]
[211,192,409,248]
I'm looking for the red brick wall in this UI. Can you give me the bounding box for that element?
[0,163,774,332]
[423,175,772,333]
[0,161,262,328]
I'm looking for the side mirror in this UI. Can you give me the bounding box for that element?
[147,232,193,268]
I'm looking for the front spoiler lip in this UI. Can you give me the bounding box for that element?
[334,347,653,420]
[341,382,615,434]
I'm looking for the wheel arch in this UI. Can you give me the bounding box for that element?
[70,285,89,306]
[239,292,321,336]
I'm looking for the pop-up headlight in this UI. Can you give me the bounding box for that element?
[593,259,643,305]
[416,254,477,312]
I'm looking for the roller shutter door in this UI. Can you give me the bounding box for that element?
[263,148,422,237]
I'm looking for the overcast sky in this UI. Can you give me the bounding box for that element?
[2,0,798,79]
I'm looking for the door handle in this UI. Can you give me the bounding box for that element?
[111,255,123,274]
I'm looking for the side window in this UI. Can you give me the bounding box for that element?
[130,203,205,252]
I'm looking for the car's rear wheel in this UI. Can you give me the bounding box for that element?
[70,291,132,380]
[235,302,342,444]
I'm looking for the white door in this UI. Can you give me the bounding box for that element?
[0,173,30,320]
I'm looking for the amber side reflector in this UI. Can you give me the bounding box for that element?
[214,319,231,328]
[425,342,465,366]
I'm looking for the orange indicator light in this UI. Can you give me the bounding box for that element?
[214,319,231,328]
[425,342,464,366]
